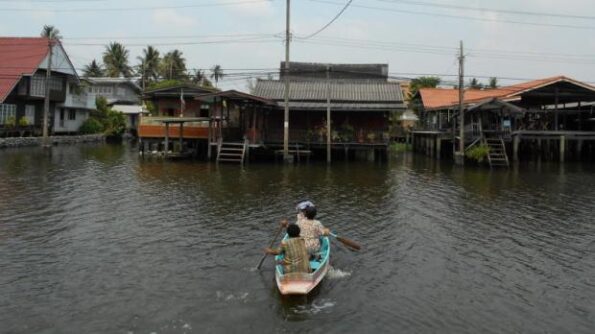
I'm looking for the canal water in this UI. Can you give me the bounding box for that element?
[0,144,594,334]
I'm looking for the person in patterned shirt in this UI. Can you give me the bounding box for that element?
[265,224,310,274]
[296,204,330,256]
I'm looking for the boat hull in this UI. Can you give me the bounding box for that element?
[274,236,330,295]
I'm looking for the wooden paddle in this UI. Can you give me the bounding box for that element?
[330,232,361,251]
[256,222,285,270]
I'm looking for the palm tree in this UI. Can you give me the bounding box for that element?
[137,46,161,88]
[103,42,132,78]
[160,50,187,80]
[40,25,62,40]
[82,59,104,77]
[488,77,498,89]
[210,65,224,87]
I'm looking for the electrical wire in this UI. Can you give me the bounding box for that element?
[308,0,595,31]
[299,0,354,39]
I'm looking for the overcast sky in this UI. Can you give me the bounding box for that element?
[1,0,595,90]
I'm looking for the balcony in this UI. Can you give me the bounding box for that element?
[60,93,95,109]
[138,117,210,139]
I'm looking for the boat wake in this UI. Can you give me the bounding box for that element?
[326,266,352,279]
[291,299,336,315]
[216,291,250,303]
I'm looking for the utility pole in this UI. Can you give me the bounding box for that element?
[283,0,291,162]
[455,40,465,165]
[42,38,54,147]
[326,65,331,163]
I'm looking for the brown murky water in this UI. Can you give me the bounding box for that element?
[1,144,594,333]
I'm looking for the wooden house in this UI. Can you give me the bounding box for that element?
[413,76,595,165]
[252,62,406,161]
[0,37,88,136]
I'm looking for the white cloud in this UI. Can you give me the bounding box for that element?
[151,9,197,29]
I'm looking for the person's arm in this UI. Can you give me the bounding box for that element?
[264,247,281,255]
[316,220,331,236]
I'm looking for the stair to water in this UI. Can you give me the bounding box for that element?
[484,137,509,168]
[216,141,248,164]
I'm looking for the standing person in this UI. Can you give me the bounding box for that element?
[265,224,310,274]
[296,204,330,256]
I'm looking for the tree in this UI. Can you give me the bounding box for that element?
[40,25,62,40]
[488,77,498,89]
[103,42,132,78]
[160,50,187,81]
[191,69,212,87]
[137,46,161,88]
[82,59,105,77]
[408,76,441,100]
[469,77,483,89]
[210,65,224,87]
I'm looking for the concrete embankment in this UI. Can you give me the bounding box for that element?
[0,135,105,149]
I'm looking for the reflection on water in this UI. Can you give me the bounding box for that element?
[0,143,594,333]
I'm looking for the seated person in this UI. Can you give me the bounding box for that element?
[265,224,310,274]
[296,204,330,257]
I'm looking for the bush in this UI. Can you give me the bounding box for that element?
[18,117,29,127]
[79,118,104,134]
[465,144,490,163]
[5,116,16,128]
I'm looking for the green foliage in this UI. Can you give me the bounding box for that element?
[105,109,126,137]
[18,117,29,127]
[81,96,125,137]
[147,79,187,90]
[137,46,161,85]
[210,65,224,86]
[79,117,104,134]
[160,50,187,80]
[408,76,441,100]
[103,42,132,77]
[5,116,16,128]
[469,78,483,89]
[41,25,62,40]
[83,59,104,78]
[465,144,490,163]
[489,77,498,89]
[390,142,411,153]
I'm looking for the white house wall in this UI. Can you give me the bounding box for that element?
[53,108,89,133]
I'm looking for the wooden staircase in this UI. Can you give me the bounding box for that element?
[216,139,249,164]
[484,136,510,168]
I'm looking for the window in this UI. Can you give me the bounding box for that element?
[68,110,76,120]
[30,74,63,96]
[30,74,46,97]
[25,105,35,125]
[0,104,17,125]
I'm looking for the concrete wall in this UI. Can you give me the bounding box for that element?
[0,134,104,149]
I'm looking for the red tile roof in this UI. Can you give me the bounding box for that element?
[0,37,50,103]
[419,76,595,110]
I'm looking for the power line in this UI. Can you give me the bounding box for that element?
[373,0,595,21]
[308,0,595,31]
[299,0,354,39]
[0,0,271,12]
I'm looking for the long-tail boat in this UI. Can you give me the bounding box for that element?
[274,236,330,295]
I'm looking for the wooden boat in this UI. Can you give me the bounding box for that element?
[274,236,330,295]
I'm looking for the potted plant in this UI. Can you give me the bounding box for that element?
[367,132,376,143]
[18,117,29,137]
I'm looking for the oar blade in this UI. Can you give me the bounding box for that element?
[336,236,361,251]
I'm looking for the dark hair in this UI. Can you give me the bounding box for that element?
[303,205,317,220]
[287,224,301,238]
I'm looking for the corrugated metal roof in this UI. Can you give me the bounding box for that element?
[281,101,405,110]
[253,79,404,103]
